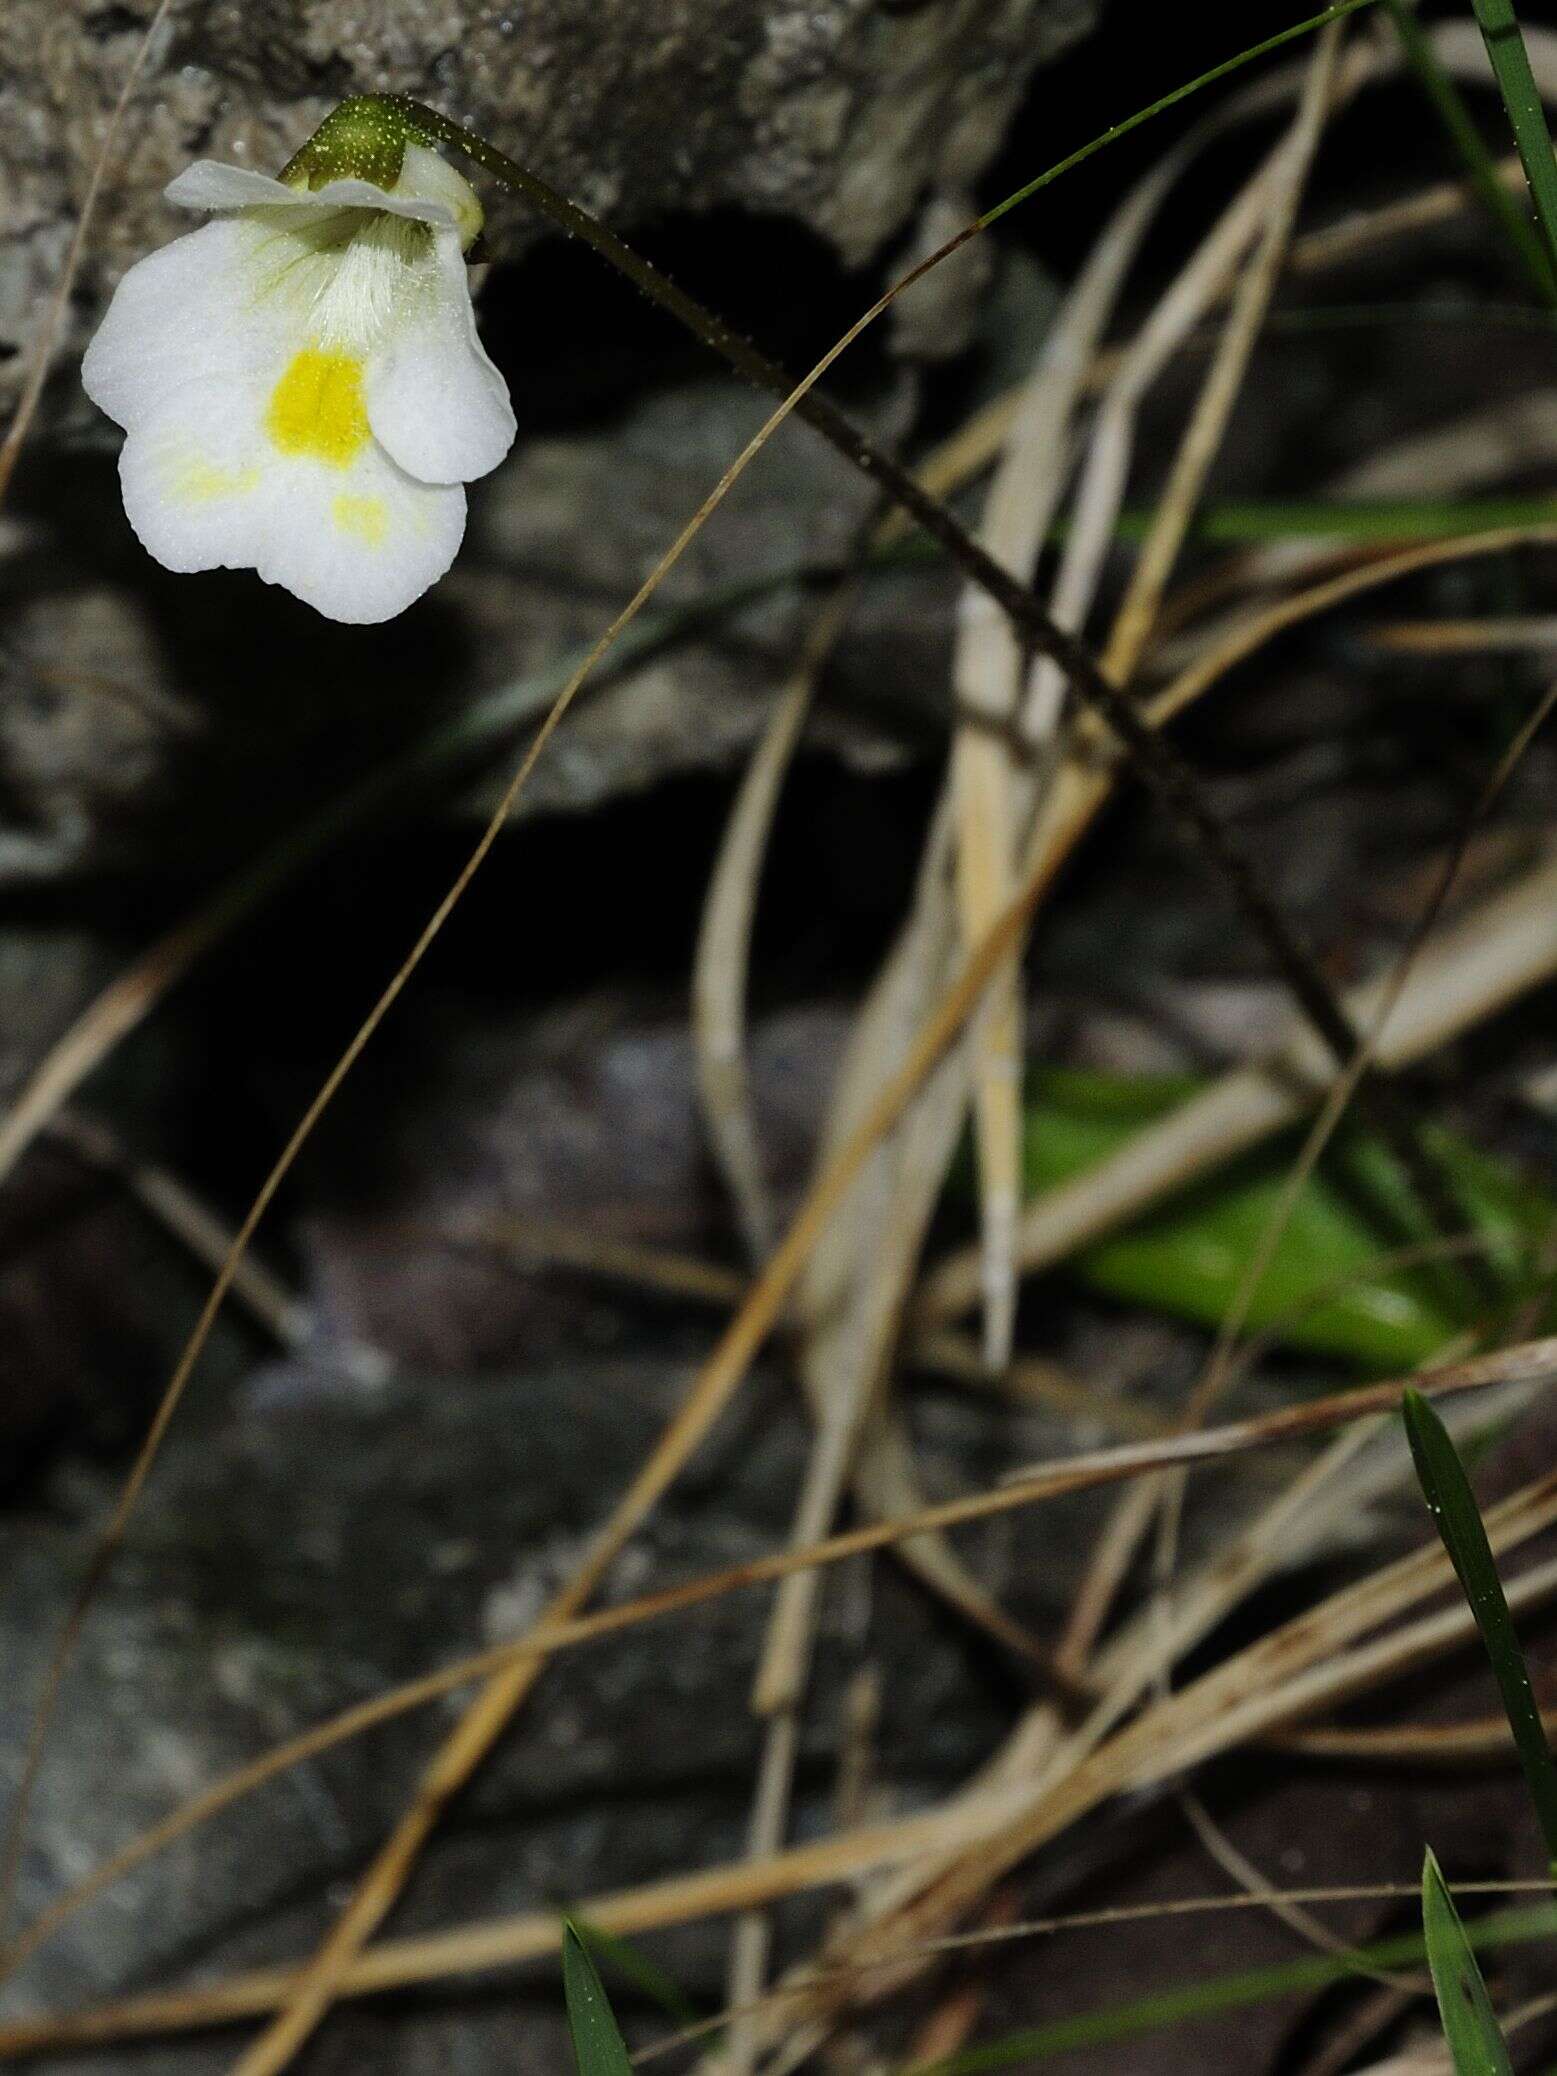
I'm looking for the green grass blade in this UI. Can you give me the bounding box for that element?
[562,1920,633,2076]
[1424,1849,1516,2076]
[900,1904,1557,2074]
[1468,0,1557,288]
[568,1915,701,2031]
[1143,492,1557,540]
[1404,1388,1557,1864]
[1385,0,1557,303]
[978,0,1379,234]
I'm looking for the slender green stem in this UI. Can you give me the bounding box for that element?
[1386,0,1557,304]
[384,1,1476,1317]
[377,20,1369,1080]
[1468,0,1557,291]
[976,0,1378,231]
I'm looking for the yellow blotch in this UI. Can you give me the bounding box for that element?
[265,347,370,467]
[173,456,260,504]
[332,493,389,547]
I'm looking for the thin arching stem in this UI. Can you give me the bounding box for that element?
[390,85,1482,1285]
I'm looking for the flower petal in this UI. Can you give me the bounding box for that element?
[395,145,484,249]
[261,446,467,623]
[165,159,457,228]
[163,162,306,211]
[364,229,515,484]
[81,219,298,430]
[118,372,467,624]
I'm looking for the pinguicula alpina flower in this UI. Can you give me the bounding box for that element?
[83,100,516,624]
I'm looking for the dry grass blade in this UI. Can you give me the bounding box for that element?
[1367,615,1557,652]
[916,526,1557,1330]
[12,177,1033,2037]
[780,647,1557,2059]
[26,62,1390,1984]
[1088,659,1557,1705]
[1278,1710,1557,1765]
[1052,1473,1161,1681]
[1050,26,1341,1661]
[1022,37,1369,742]
[61,747,1433,2034]
[18,1465,1557,2061]
[1178,1787,1421,1992]
[11,1338,1548,1998]
[692,410,998,1263]
[937,68,1368,1397]
[919,839,1557,1329]
[465,1215,1149,1432]
[0,55,1502,1225]
[696,441,1001,1253]
[720,828,1031,2069]
[752,1485,1557,2070]
[723,112,1278,2016]
[11,1882,1557,2066]
[693,593,855,1260]
[780,103,1222,1669]
[943,104,1224,1369]
[1142,520,1557,738]
[17,12,1554,2062]
[766,1329,1557,2063]
[46,1113,311,1352]
[1101,27,1341,683]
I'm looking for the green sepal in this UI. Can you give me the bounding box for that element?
[280,95,432,192]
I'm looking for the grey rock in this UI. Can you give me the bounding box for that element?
[2,0,1096,405]
[0,1,1095,887]
[0,1361,1039,2070]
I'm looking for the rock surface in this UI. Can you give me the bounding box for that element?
[0,0,1096,886]
[2,0,1095,401]
[0,1360,1037,2070]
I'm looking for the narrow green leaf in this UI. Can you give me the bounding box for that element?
[1078,493,1557,543]
[993,1068,1550,1371]
[568,1915,701,2031]
[1423,1849,1516,2076]
[1386,0,1557,304]
[562,1919,633,2076]
[1403,1388,1557,1864]
[1467,0,1557,290]
[1132,492,1557,540]
[899,1904,1557,2075]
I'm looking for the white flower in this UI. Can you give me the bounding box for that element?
[83,143,515,624]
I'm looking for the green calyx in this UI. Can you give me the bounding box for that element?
[281,96,436,192]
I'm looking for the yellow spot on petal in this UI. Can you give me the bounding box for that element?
[172,456,260,503]
[265,347,370,467]
[332,493,388,546]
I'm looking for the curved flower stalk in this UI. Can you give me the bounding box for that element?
[83,103,515,623]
